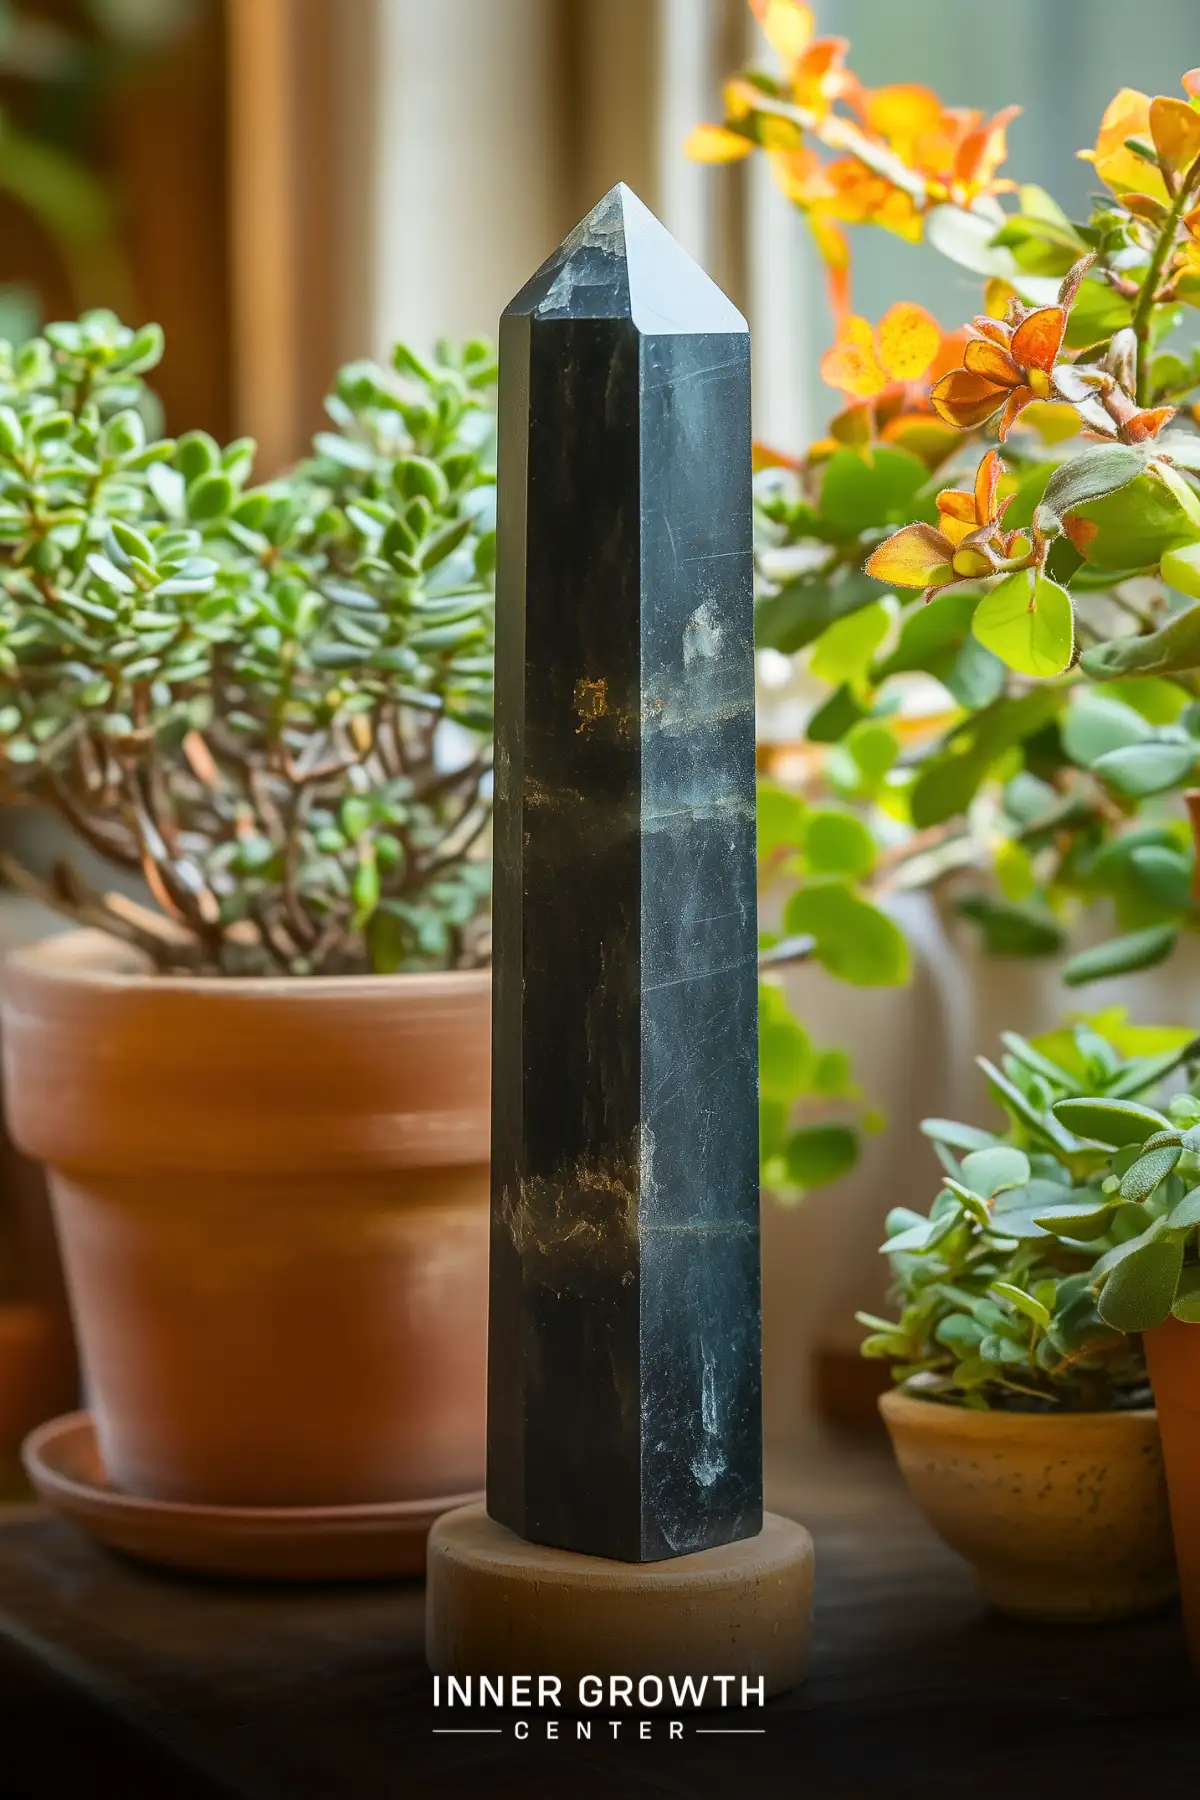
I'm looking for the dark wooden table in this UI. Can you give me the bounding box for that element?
[0,1430,1193,1800]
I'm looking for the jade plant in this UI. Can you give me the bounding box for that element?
[860,1018,1200,1409]
[0,311,497,975]
[1050,1071,1200,1335]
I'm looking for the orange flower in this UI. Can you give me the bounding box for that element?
[860,88,1019,210]
[1074,86,1200,203]
[792,36,861,122]
[864,450,1023,600]
[931,257,1092,440]
[688,7,1019,312]
[763,146,852,316]
[816,323,964,469]
[949,106,1020,206]
[823,157,923,241]
[684,123,754,164]
[749,0,815,65]
[820,302,941,399]
[1177,204,1200,280]
[1148,95,1200,187]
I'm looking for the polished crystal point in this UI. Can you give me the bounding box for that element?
[487,184,761,1562]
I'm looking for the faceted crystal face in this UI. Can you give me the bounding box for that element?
[488,185,761,1563]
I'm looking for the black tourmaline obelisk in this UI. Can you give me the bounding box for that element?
[488,184,761,1563]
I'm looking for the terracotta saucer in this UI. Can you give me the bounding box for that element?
[22,1412,483,1581]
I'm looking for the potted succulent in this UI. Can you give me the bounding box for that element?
[1040,1073,1200,1666]
[862,1019,1194,1621]
[0,312,498,1524]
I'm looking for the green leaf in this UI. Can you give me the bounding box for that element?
[1097,1232,1183,1332]
[103,409,145,459]
[1063,278,1133,351]
[998,1030,1073,1088]
[783,1123,859,1188]
[758,982,811,1100]
[1061,692,1152,766]
[421,517,472,571]
[994,840,1035,903]
[783,883,910,986]
[1161,541,1200,600]
[757,783,806,861]
[756,568,880,655]
[1127,844,1192,913]
[0,405,23,457]
[881,1218,939,1254]
[175,429,220,482]
[909,746,988,829]
[925,203,1060,292]
[187,472,235,521]
[954,893,1065,957]
[818,446,931,538]
[397,455,449,507]
[1096,677,1190,726]
[1061,923,1178,987]
[1091,738,1196,797]
[977,1058,1080,1155]
[1067,467,1200,570]
[802,809,875,879]
[827,719,898,798]
[1032,444,1147,537]
[961,1146,1031,1198]
[875,586,978,682]
[946,635,1007,710]
[1119,1141,1182,1201]
[1166,1186,1200,1232]
[875,589,1004,709]
[920,1118,997,1154]
[1109,1037,1200,1098]
[943,1179,991,1226]
[810,1047,853,1095]
[1032,1197,1115,1239]
[806,683,867,743]
[972,571,1073,677]
[909,687,1065,829]
[989,1281,1051,1328]
[1170,1265,1200,1322]
[1081,603,1200,681]
[998,1187,1104,1239]
[810,600,890,686]
[1051,1096,1171,1147]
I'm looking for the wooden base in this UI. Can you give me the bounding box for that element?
[425,1504,814,1704]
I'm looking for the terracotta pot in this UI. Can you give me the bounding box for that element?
[1144,1317,1200,1669]
[2,929,490,1508]
[879,1388,1176,1621]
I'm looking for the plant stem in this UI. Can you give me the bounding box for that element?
[1131,164,1199,404]
[737,89,928,203]
[1105,588,1159,634]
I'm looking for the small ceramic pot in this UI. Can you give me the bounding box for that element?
[2,930,490,1510]
[1144,1318,1200,1670]
[879,1387,1176,1622]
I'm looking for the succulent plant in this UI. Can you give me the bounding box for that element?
[1052,1072,1200,1336]
[0,310,497,976]
[861,1018,1200,1409]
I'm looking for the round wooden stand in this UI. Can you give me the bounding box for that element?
[425,1504,814,1704]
